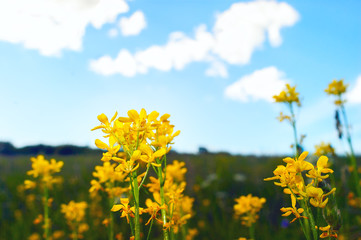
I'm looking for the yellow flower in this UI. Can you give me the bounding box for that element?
[282,151,314,173]
[111,198,143,223]
[277,112,292,123]
[325,79,348,96]
[143,199,167,225]
[273,84,301,106]
[24,180,36,189]
[115,159,139,174]
[166,160,187,182]
[280,194,306,223]
[27,155,64,179]
[264,165,297,187]
[316,225,338,238]
[28,233,41,240]
[61,201,88,222]
[306,156,333,182]
[94,137,121,161]
[314,142,335,157]
[306,186,336,208]
[234,194,266,227]
[91,112,118,133]
[52,230,65,239]
[138,144,164,167]
[186,228,198,240]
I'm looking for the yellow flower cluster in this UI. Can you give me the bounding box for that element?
[92,109,194,239]
[26,155,64,188]
[92,109,180,175]
[325,79,348,106]
[233,194,266,227]
[316,225,338,239]
[325,79,348,96]
[314,142,335,157]
[89,161,129,198]
[264,152,336,222]
[273,84,301,106]
[61,201,89,239]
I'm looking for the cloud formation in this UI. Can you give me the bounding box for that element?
[224,66,289,102]
[91,25,215,76]
[90,0,299,77]
[0,0,129,56]
[119,11,147,36]
[347,75,361,104]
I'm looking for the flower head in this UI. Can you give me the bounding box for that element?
[273,84,301,106]
[325,79,348,96]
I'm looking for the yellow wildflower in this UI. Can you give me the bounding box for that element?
[27,155,63,184]
[277,112,292,123]
[111,198,143,223]
[306,186,336,208]
[186,228,198,240]
[264,165,297,187]
[61,201,88,222]
[143,198,167,225]
[325,79,348,96]
[280,194,306,223]
[273,84,301,106]
[283,151,314,173]
[306,156,333,182]
[166,160,187,182]
[24,180,36,189]
[316,225,338,238]
[314,142,335,157]
[234,194,266,227]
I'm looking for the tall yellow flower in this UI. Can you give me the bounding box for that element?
[61,201,88,240]
[273,84,301,106]
[325,79,348,96]
[234,194,266,227]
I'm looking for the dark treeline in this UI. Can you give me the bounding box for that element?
[0,142,102,156]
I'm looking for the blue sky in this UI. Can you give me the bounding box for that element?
[0,0,360,155]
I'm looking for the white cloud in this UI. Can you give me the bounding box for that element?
[89,50,137,77]
[90,25,215,76]
[91,0,299,77]
[205,60,228,78]
[108,28,119,38]
[347,75,361,104]
[0,0,129,56]
[212,0,299,64]
[119,11,147,36]
[224,66,288,102]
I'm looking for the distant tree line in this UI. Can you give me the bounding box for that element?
[0,142,102,156]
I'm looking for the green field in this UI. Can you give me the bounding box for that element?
[1,151,359,240]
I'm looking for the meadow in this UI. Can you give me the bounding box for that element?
[1,80,360,240]
[1,151,360,240]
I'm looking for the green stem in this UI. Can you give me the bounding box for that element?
[288,186,311,240]
[146,219,154,240]
[289,103,299,157]
[249,223,255,240]
[131,172,141,240]
[304,205,318,240]
[298,216,310,240]
[43,185,50,240]
[340,104,361,198]
[139,164,151,190]
[157,165,169,240]
[108,197,114,240]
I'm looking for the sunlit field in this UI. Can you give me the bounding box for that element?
[1,80,361,240]
[1,0,361,239]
